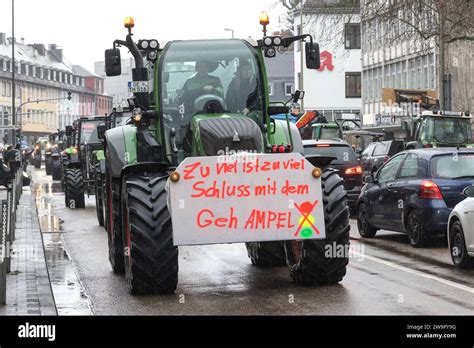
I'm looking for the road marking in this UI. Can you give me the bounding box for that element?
[351,250,474,295]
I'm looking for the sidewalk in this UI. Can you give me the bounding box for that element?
[0,186,57,315]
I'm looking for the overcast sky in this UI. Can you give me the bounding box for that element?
[0,0,285,72]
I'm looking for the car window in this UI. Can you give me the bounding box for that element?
[398,153,419,178]
[373,142,388,156]
[361,143,375,158]
[377,154,405,184]
[431,153,474,179]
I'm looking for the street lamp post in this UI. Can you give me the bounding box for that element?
[11,0,16,144]
[224,28,234,38]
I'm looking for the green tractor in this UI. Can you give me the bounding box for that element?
[312,123,343,140]
[45,131,67,180]
[102,17,350,295]
[404,111,473,149]
[63,116,107,209]
[32,137,49,169]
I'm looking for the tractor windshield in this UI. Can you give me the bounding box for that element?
[424,117,472,144]
[317,127,342,140]
[80,121,101,144]
[160,39,264,147]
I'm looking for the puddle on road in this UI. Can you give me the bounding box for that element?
[42,233,94,315]
[34,181,94,315]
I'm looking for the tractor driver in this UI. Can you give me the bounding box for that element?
[226,60,257,114]
[181,60,224,115]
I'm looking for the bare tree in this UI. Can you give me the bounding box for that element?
[361,0,474,109]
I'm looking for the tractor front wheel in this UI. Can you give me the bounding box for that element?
[45,156,52,175]
[64,168,85,209]
[284,168,350,285]
[52,159,62,180]
[34,155,41,169]
[245,242,286,267]
[94,165,105,227]
[122,174,178,295]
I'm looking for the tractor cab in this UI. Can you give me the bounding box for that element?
[406,111,473,149]
[160,39,266,159]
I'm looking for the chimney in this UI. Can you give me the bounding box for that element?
[30,44,46,56]
[0,33,5,45]
[49,44,63,62]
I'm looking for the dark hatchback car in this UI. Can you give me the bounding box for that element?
[357,148,474,247]
[303,139,362,212]
[359,140,405,174]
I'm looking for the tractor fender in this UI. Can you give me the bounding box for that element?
[105,125,138,179]
[120,162,170,184]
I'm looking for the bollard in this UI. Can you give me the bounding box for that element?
[0,200,7,305]
[5,185,12,274]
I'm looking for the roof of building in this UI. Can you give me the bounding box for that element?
[72,65,101,78]
[0,41,73,72]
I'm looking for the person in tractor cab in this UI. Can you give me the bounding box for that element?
[226,60,257,114]
[181,60,224,115]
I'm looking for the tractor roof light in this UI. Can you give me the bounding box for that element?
[149,40,159,49]
[124,16,135,29]
[259,12,270,26]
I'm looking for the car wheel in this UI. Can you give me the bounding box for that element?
[407,210,427,248]
[357,203,377,238]
[450,221,473,269]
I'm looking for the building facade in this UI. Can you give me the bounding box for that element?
[293,1,362,121]
[0,33,112,143]
[360,0,473,132]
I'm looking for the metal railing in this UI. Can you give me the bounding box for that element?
[0,168,23,305]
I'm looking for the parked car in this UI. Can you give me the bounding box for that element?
[303,139,362,213]
[447,186,474,268]
[359,140,405,174]
[357,148,474,247]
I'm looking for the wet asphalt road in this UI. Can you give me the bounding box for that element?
[31,167,474,315]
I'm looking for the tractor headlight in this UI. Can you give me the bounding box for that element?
[149,40,159,49]
[273,36,282,46]
[132,108,143,124]
[263,37,273,46]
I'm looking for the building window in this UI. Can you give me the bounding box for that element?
[284,83,294,96]
[268,83,274,96]
[345,72,361,98]
[345,23,361,49]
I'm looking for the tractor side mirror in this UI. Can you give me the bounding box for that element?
[105,48,122,77]
[305,42,320,70]
[65,125,73,137]
[97,123,107,141]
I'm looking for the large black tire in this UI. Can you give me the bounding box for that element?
[357,203,378,238]
[45,156,52,175]
[64,168,85,209]
[52,159,62,180]
[34,155,41,169]
[106,173,124,274]
[94,165,105,227]
[284,168,350,285]
[122,174,178,295]
[245,242,286,267]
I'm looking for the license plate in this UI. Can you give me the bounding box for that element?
[128,81,149,93]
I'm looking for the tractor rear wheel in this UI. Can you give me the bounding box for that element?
[34,155,41,169]
[45,156,52,175]
[122,173,178,295]
[106,173,124,274]
[94,165,104,227]
[52,159,62,180]
[64,168,85,209]
[245,242,286,267]
[284,168,350,285]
